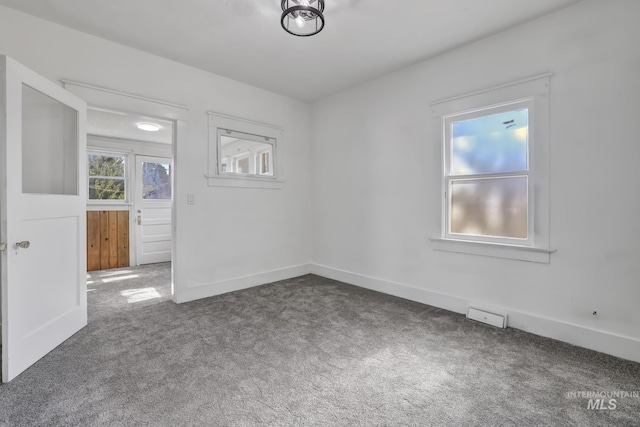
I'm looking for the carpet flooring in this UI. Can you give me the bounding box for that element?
[0,263,638,426]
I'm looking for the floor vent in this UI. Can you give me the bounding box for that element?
[467,307,506,328]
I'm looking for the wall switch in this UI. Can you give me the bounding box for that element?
[187,194,195,205]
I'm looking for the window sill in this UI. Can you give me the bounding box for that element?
[205,174,283,190]
[430,237,555,263]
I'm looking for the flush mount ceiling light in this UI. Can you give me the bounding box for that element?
[136,122,161,132]
[281,0,325,37]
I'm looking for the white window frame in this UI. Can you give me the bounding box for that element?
[431,74,554,263]
[444,99,534,246]
[87,149,129,203]
[207,112,284,190]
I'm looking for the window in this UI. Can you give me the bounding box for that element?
[431,75,553,263]
[218,129,275,177]
[22,84,78,196]
[141,161,171,200]
[88,152,127,201]
[207,112,283,189]
[445,102,532,245]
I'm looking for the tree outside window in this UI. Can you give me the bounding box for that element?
[88,153,126,200]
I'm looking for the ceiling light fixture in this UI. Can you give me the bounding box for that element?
[281,0,325,37]
[136,122,161,132]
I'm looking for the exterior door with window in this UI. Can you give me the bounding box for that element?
[134,155,172,265]
[0,56,87,382]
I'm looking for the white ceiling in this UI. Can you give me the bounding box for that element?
[87,109,173,144]
[0,0,582,101]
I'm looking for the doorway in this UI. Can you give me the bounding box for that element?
[86,108,174,269]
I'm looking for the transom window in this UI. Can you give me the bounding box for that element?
[444,101,532,244]
[88,152,127,201]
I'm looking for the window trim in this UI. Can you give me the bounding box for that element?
[430,74,554,263]
[87,149,129,203]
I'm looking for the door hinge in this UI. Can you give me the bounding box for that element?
[0,242,6,252]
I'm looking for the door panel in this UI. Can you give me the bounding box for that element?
[86,211,130,271]
[135,156,172,265]
[15,218,80,333]
[1,55,87,382]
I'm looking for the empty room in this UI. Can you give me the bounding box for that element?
[0,0,639,425]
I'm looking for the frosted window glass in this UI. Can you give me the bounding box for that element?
[142,162,172,200]
[451,109,528,175]
[450,177,528,239]
[22,84,78,195]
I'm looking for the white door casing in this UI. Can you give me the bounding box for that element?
[0,56,87,382]
[134,155,172,265]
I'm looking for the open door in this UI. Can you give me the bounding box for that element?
[134,155,172,265]
[0,56,87,382]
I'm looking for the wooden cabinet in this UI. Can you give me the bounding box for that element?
[86,211,130,271]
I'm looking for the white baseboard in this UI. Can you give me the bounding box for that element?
[175,263,311,304]
[310,263,468,314]
[310,263,640,364]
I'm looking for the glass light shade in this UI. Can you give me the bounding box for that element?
[136,122,161,132]
[281,0,325,37]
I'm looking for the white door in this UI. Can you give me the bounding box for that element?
[134,155,172,265]
[0,56,87,382]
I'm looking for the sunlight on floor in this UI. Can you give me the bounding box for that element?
[121,287,161,303]
[102,274,140,283]
[99,270,134,277]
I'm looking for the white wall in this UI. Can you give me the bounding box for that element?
[310,0,640,362]
[0,5,312,302]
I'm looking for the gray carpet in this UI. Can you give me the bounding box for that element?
[0,263,638,426]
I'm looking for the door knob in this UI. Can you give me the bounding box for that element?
[15,241,30,249]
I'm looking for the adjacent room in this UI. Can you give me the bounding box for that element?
[0,0,639,425]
